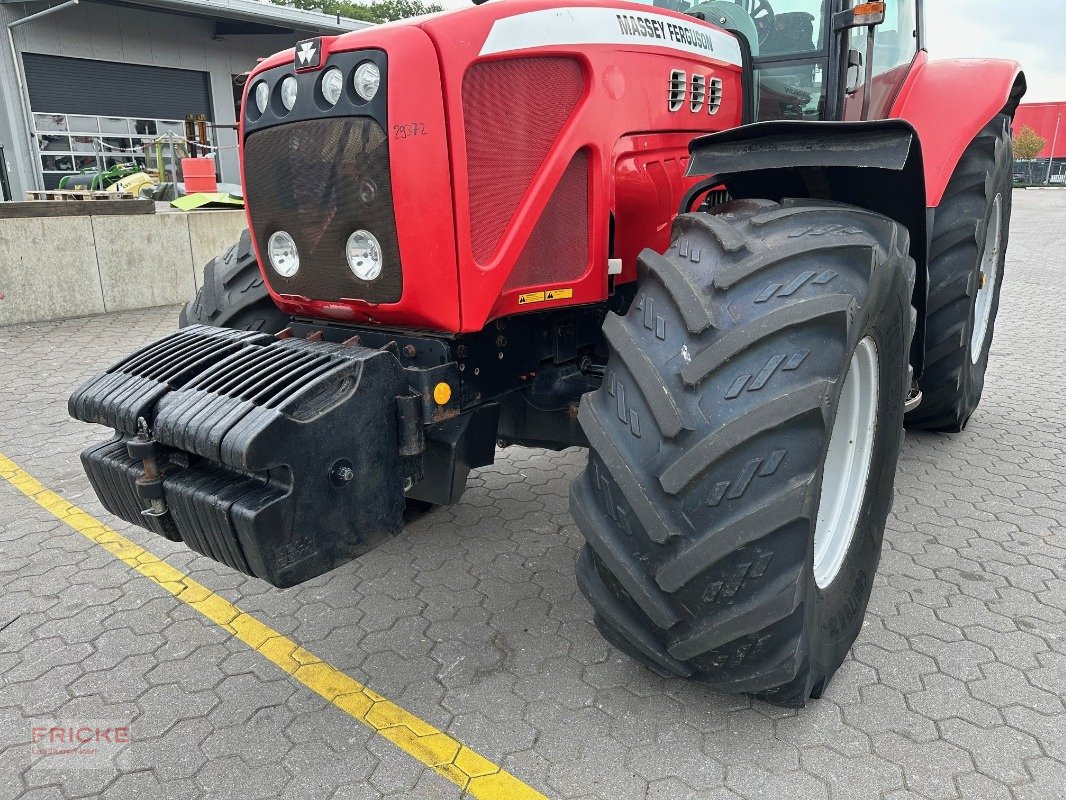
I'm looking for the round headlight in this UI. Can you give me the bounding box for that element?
[320,67,344,107]
[268,231,300,277]
[346,230,382,281]
[254,82,269,115]
[280,75,298,112]
[353,62,380,102]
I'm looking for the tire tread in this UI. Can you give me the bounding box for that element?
[573,199,915,706]
[179,230,290,333]
[908,113,1013,432]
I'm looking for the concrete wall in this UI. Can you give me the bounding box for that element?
[0,2,311,199]
[0,209,246,327]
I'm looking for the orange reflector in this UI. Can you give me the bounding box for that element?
[433,382,452,405]
[853,1,886,22]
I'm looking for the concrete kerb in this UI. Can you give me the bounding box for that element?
[0,209,246,327]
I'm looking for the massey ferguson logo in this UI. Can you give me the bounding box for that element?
[295,38,321,70]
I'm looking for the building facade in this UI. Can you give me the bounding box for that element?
[0,0,367,199]
[1013,101,1066,184]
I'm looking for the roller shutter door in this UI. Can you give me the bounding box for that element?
[22,53,212,120]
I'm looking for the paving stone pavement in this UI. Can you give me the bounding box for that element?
[0,189,1063,799]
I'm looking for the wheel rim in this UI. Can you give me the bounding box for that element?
[971,193,1003,363]
[814,337,879,589]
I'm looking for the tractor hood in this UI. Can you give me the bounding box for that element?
[240,1,744,333]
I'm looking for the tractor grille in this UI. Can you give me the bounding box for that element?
[463,57,584,264]
[505,150,590,292]
[243,117,401,305]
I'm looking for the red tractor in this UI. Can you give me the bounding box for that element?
[70,0,1024,706]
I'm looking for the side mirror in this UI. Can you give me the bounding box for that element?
[845,49,864,94]
[833,1,886,31]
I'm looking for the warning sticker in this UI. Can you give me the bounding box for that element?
[518,288,574,305]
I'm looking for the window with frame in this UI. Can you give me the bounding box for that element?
[842,0,918,119]
[32,113,213,189]
[752,0,830,122]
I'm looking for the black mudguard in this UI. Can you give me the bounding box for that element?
[684,119,930,377]
[69,325,421,587]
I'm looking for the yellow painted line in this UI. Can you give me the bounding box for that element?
[0,453,547,800]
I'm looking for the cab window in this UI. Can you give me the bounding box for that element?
[872,0,918,75]
[758,0,828,57]
[843,0,918,119]
[749,0,830,121]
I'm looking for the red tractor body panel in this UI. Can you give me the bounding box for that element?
[242,25,463,331]
[891,51,1025,206]
[240,1,744,332]
[419,1,744,330]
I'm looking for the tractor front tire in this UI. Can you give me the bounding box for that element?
[571,199,915,707]
[906,114,1013,431]
[179,230,290,333]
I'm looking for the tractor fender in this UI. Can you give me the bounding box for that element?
[892,55,1026,207]
[685,118,929,373]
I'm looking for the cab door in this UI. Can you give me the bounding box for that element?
[841,0,920,119]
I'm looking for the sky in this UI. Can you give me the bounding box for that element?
[423,0,1063,102]
[924,1,1062,103]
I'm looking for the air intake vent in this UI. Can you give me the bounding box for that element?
[505,150,589,293]
[668,69,686,112]
[708,77,724,115]
[463,58,584,263]
[690,74,706,112]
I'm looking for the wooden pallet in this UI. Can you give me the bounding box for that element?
[0,200,154,219]
[25,189,136,202]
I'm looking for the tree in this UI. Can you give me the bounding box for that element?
[1014,125,1047,185]
[274,0,444,24]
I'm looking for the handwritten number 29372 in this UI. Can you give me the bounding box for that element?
[393,122,426,139]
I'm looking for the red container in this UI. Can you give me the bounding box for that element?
[181,157,218,193]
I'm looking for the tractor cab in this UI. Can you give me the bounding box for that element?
[643,0,921,122]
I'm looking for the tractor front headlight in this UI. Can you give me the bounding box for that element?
[353,62,380,102]
[280,75,298,112]
[268,231,300,277]
[321,67,344,107]
[346,230,382,281]
[254,82,269,115]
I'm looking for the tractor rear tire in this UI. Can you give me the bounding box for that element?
[906,114,1013,432]
[179,229,290,333]
[571,199,915,707]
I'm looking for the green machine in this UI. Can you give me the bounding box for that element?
[58,161,142,191]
